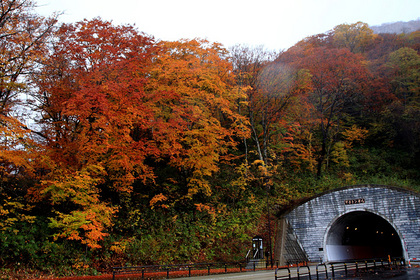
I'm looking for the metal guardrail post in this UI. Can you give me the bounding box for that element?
[316,263,328,280]
[297,265,300,280]
[275,267,291,280]
[297,265,311,280]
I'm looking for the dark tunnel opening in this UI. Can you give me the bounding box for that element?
[326,211,403,261]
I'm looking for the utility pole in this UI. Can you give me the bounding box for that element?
[265,176,273,267]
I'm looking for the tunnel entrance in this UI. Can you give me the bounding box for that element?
[325,211,403,261]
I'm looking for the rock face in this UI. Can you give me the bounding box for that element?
[371,19,420,34]
[275,185,420,264]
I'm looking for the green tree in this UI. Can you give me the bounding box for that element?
[388,47,420,106]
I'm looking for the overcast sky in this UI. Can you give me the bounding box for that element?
[36,0,420,51]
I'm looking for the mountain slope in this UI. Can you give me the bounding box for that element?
[371,19,420,34]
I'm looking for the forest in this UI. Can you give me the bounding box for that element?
[1,0,419,278]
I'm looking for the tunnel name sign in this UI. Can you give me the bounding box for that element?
[344,198,365,205]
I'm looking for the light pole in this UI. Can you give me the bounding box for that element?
[265,176,273,267]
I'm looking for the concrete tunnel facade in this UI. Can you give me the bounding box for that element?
[274,184,420,264]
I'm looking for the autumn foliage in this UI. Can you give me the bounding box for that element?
[0,1,419,278]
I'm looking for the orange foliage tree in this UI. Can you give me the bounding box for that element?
[146,39,249,200]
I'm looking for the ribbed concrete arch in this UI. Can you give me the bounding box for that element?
[274,184,420,264]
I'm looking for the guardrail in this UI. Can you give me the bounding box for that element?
[275,257,407,280]
[112,260,277,280]
[113,257,407,280]
[329,258,405,278]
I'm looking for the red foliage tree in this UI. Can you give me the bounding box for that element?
[32,18,157,247]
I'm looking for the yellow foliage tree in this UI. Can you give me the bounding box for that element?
[333,22,375,53]
[41,165,116,248]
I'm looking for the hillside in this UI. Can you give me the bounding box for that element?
[2,2,420,279]
[371,19,420,34]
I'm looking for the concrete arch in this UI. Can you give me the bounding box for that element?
[274,184,420,264]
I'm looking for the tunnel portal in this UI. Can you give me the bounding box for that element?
[274,185,420,265]
[325,211,402,261]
